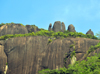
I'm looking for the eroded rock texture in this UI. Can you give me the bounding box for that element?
[0,23,99,74]
[25,25,45,33]
[0,36,99,74]
[0,23,28,36]
[61,22,66,32]
[48,23,52,31]
[86,29,94,36]
[0,40,7,74]
[52,21,66,32]
[67,24,76,32]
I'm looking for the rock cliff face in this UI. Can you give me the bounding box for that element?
[0,42,7,74]
[0,36,100,74]
[0,22,100,74]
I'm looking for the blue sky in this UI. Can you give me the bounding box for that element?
[0,0,100,38]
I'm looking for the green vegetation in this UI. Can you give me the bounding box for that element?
[6,63,8,65]
[38,52,100,74]
[0,27,99,41]
[19,23,26,27]
[0,23,5,27]
[95,31,100,39]
[63,41,76,68]
[47,38,53,45]
[0,22,26,27]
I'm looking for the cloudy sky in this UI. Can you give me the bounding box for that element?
[0,0,100,38]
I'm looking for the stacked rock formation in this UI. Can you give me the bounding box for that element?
[86,29,94,36]
[48,21,66,33]
[67,24,76,32]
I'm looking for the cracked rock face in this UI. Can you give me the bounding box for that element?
[0,42,7,74]
[0,36,100,74]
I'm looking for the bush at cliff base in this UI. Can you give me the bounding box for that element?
[38,52,100,74]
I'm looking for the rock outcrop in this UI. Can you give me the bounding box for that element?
[61,22,66,32]
[0,40,7,74]
[0,23,28,36]
[48,23,52,31]
[50,21,66,32]
[25,25,45,33]
[0,36,100,74]
[52,21,62,32]
[86,29,94,36]
[67,24,76,32]
[0,22,99,74]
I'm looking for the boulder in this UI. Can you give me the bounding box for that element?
[67,24,76,32]
[52,21,66,33]
[1,36,100,74]
[61,22,66,32]
[86,29,94,36]
[0,23,28,36]
[48,23,52,31]
[52,21,62,32]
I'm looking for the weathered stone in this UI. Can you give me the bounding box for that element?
[0,41,7,74]
[25,25,45,33]
[52,21,66,33]
[70,55,76,66]
[25,25,39,33]
[61,22,66,32]
[52,21,62,32]
[48,23,52,31]
[0,23,28,36]
[67,24,76,32]
[25,25,31,31]
[0,23,100,74]
[1,36,100,74]
[86,29,94,36]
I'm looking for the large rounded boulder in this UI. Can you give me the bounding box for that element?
[0,23,28,36]
[52,21,66,33]
[67,24,76,32]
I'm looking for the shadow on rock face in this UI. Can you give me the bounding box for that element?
[40,66,49,69]
[0,71,3,74]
